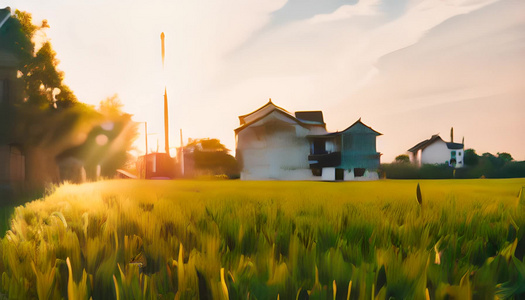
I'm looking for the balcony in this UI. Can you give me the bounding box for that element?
[308,152,341,168]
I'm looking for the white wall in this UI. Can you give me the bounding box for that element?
[306,125,327,135]
[421,140,450,165]
[238,111,315,180]
[321,167,335,181]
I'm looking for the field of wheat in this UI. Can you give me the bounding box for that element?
[0,179,524,299]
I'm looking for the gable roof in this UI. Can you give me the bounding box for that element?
[238,99,292,125]
[408,134,464,153]
[0,8,10,29]
[310,118,382,138]
[408,134,442,153]
[234,108,307,134]
[340,118,382,135]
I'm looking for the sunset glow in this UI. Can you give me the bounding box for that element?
[8,0,525,161]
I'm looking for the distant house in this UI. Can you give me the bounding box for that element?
[235,100,382,181]
[408,133,464,168]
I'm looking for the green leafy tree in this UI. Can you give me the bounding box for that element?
[497,152,513,163]
[464,149,479,166]
[1,10,137,188]
[1,10,78,109]
[184,138,238,177]
[394,154,410,164]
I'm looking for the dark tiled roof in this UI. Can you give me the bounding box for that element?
[407,134,442,153]
[408,134,465,152]
[310,118,382,138]
[446,142,464,150]
[341,118,382,135]
[295,111,324,124]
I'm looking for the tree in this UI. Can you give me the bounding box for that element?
[184,138,238,177]
[2,10,78,109]
[1,11,136,189]
[464,149,479,166]
[55,95,138,180]
[394,154,410,164]
[497,152,513,163]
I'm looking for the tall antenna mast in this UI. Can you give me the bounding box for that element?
[161,32,170,155]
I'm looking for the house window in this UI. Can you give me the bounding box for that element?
[354,168,366,177]
[312,140,326,154]
[451,151,456,157]
[458,152,462,156]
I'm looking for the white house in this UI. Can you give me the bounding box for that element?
[408,133,464,168]
[235,100,382,180]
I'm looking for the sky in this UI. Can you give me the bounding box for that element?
[7,0,525,162]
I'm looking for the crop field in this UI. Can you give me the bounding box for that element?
[0,179,524,299]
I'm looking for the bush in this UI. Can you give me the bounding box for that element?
[381,158,525,179]
[381,163,456,179]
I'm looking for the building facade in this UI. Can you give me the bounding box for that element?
[408,134,464,168]
[235,100,381,181]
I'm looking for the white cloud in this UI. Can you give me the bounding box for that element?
[310,0,383,23]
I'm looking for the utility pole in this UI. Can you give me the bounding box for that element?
[144,121,148,179]
[161,32,170,156]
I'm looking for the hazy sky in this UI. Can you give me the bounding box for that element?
[8,0,525,162]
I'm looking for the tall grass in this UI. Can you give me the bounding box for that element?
[0,179,524,299]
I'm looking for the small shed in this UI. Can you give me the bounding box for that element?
[136,152,175,179]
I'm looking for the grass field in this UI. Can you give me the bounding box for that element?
[1,179,524,299]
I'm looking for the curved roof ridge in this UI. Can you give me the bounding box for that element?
[238,99,293,123]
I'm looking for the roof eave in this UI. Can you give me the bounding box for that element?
[235,109,307,134]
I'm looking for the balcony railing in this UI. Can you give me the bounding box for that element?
[308,152,341,168]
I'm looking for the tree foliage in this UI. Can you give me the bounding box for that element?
[394,154,410,164]
[497,152,513,163]
[464,149,479,166]
[184,138,238,177]
[1,10,77,109]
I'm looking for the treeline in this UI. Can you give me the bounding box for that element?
[381,150,525,179]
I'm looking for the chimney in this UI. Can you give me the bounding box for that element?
[450,127,454,143]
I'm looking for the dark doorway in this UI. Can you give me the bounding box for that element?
[311,168,322,176]
[450,158,457,167]
[354,168,366,177]
[335,168,344,180]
